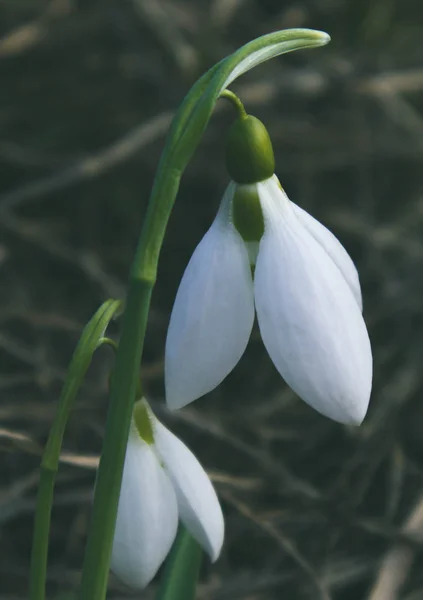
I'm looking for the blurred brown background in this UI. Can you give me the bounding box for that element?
[2,0,423,598]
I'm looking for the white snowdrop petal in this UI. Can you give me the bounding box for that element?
[290,200,362,310]
[165,183,255,409]
[152,417,224,562]
[111,426,179,590]
[254,178,372,425]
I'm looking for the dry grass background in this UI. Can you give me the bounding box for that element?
[1,0,423,598]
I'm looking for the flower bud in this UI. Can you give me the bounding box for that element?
[225,115,275,184]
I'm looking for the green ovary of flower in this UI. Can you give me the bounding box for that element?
[225,115,275,184]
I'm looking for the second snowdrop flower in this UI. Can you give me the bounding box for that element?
[110,399,224,590]
[165,104,372,424]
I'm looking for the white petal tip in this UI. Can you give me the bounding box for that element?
[208,526,224,563]
[343,404,369,427]
[337,413,365,427]
[348,411,366,427]
[164,184,254,409]
[110,438,178,591]
[152,420,225,565]
[310,391,370,427]
[254,177,372,429]
[165,387,196,411]
[110,547,156,590]
[196,503,224,563]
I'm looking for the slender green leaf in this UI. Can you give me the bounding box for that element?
[30,299,121,600]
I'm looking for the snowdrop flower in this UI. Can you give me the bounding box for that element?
[110,399,224,589]
[165,112,372,424]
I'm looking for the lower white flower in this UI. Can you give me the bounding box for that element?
[110,399,224,590]
[165,114,372,424]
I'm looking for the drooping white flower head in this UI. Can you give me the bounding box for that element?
[165,114,372,425]
[110,399,224,590]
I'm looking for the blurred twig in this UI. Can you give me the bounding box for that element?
[367,492,423,600]
[0,331,68,379]
[0,0,73,58]
[0,211,125,297]
[158,403,322,501]
[357,69,423,95]
[0,112,171,212]
[210,0,247,29]
[0,427,264,493]
[129,0,199,74]
[222,490,332,600]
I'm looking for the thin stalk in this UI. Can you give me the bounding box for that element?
[219,89,247,119]
[29,299,121,600]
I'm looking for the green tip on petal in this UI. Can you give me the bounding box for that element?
[225,115,275,184]
[133,399,155,445]
[232,184,265,243]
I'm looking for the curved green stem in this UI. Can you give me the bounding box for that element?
[219,89,247,119]
[98,337,119,353]
[79,28,330,600]
[29,299,121,600]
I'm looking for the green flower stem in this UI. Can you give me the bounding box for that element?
[78,29,330,600]
[29,299,121,600]
[219,89,247,119]
[155,527,202,600]
[79,168,181,600]
[79,280,154,600]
